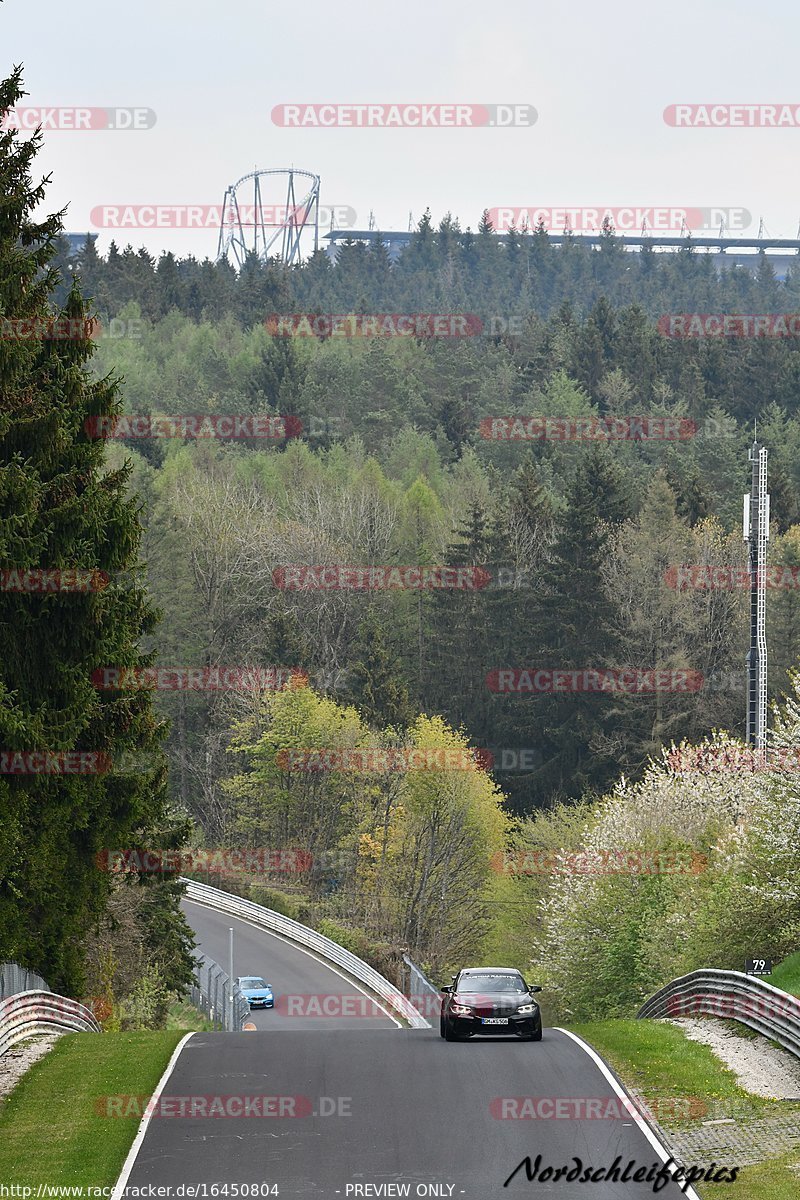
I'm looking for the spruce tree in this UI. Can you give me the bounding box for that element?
[343,611,414,730]
[0,68,186,992]
[426,501,494,736]
[523,446,630,800]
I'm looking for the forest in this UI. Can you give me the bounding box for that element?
[5,115,800,1015]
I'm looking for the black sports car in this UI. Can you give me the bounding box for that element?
[440,967,542,1041]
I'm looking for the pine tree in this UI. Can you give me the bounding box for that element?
[248,335,305,417]
[365,234,392,307]
[663,454,711,525]
[426,501,494,736]
[522,446,630,800]
[573,298,617,401]
[607,471,702,772]
[0,68,189,992]
[478,209,494,235]
[343,611,414,730]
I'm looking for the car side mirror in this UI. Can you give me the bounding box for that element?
[530,985,543,993]
[440,984,453,993]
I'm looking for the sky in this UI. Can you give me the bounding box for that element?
[2,0,799,260]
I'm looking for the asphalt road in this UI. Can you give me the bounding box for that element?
[118,902,703,1198]
[122,1027,700,1198]
[183,898,400,1030]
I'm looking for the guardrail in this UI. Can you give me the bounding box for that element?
[402,953,441,1021]
[182,878,430,1029]
[0,990,101,1056]
[189,951,251,1031]
[637,969,800,1059]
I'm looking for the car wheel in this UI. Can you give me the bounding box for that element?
[527,1027,543,1041]
[444,1021,460,1041]
[439,1017,446,1039]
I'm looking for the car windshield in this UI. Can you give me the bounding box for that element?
[458,973,526,993]
[240,978,268,989]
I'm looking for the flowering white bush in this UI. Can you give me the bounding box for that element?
[528,718,798,1020]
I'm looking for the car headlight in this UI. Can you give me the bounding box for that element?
[516,1003,538,1014]
[451,1003,472,1015]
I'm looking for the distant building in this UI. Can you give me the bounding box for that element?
[62,233,98,258]
[324,230,411,262]
[324,230,800,279]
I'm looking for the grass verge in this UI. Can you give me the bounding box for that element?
[706,1150,800,1199]
[768,951,800,997]
[166,998,216,1032]
[0,1031,185,1186]
[570,1019,800,1199]
[569,1019,767,1122]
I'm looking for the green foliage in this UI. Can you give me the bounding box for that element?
[224,684,512,972]
[315,917,388,961]
[528,693,800,1019]
[121,961,172,1031]
[25,156,800,992]
[249,885,311,924]
[0,68,190,993]
[102,359,800,823]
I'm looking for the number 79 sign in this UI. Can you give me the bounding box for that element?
[745,958,772,976]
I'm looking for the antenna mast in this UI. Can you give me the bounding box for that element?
[743,440,769,749]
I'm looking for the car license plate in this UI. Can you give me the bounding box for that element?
[481,1017,508,1025]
